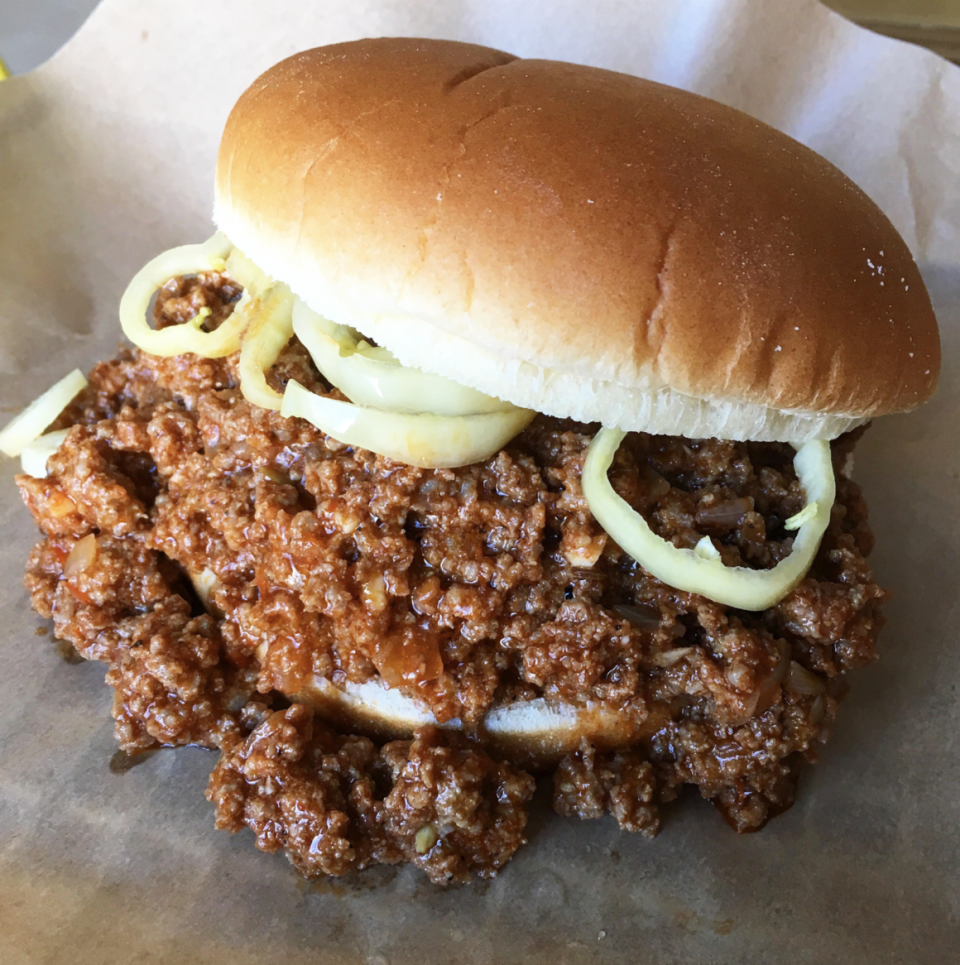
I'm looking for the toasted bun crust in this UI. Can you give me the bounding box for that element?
[214,37,939,441]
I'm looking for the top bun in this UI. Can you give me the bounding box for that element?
[214,38,940,441]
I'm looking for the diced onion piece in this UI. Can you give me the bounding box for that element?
[20,429,70,477]
[194,567,218,604]
[118,232,250,358]
[292,300,511,416]
[0,369,87,457]
[64,533,97,577]
[694,536,722,561]
[281,380,535,469]
[654,647,695,667]
[697,496,751,527]
[582,430,835,611]
[238,283,295,410]
[784,501,818,530]
[415,824,438,854]
[810,693,827,724]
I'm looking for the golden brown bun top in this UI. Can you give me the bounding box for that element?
[215,38,940,431]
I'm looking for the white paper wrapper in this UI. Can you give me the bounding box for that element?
[1,1,958,961]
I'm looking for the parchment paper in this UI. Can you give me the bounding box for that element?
[1,2,958,962]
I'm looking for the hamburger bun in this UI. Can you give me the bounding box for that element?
[214,37,939,444]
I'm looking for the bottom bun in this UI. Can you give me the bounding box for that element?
[292,674,659,769]
[212,574,653,768]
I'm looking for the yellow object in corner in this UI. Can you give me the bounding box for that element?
[0,55,9,80]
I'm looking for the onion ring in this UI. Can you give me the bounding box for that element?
[118,232,250,358]
[581,429,835,610]
[292,300,511,416]
[238,283,295,410]
[281,380,535,469]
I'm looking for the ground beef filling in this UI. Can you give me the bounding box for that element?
[17,272,885,878]
[208,704,534,883]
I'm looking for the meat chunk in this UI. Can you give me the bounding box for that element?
[380,727,536,882]
[106,613,247,752]
[649,693,837,832]
[553,740,662,836]
[207,706,534,883]
[25,532,189,663]
[208,704,397,876]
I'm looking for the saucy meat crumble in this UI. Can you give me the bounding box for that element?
[16,273,884,880]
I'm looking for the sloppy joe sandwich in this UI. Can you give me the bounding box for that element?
[0,37,940,883]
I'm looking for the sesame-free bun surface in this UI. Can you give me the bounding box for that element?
[214,38,939,441]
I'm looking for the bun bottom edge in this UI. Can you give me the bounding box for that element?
[292,675,657,770]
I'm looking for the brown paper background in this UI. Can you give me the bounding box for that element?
[1,1,958,962]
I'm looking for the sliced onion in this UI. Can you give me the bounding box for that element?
[292,300,511,416]
[20,429,70,477]
[0,369,87,457]
[118,232,251,358]
[613,603,662,630]
[784,501,818,530]
[582,430,835,611]
[786,660,826,695]
[238,283,295,410]
[281,380,535,469]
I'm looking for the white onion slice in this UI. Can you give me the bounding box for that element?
[582,430,835,611]
[292,300,511,416]
[238,283,295,410]
[225,248,274,299]
[281,380,535,469]
[20,429,71,477]
[0,369,87,457]
[118,232,250,358]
